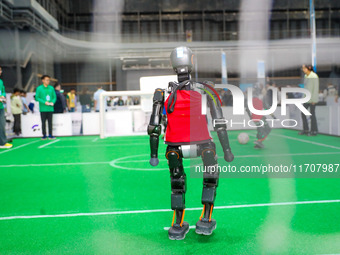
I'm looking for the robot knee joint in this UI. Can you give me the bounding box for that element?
[166,149,183,177]
[171,175,186,193]
[201,148,217,167]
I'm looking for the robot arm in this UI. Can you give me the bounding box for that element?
[147,88,165,166]
[205,85,234,162]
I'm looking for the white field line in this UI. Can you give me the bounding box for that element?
[117,151,340,162]
[234,151,340,158]
[49,143,147,148]
[38,139,60,149]
[272,134,340,150]
[0,140,40,155]
[0,199,339,221]
[0,162,110,167]
[1,151,340,168]
[92,137,99,142]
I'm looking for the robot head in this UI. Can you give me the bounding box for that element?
[170,47,194,80]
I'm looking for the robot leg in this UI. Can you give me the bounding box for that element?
[196,142,219,235]
[166,145,189,240]
[254,116,271,149]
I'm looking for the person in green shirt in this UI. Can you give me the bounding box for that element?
[299,64,319,136]
[35,75,57,140]
[0,66,13,149]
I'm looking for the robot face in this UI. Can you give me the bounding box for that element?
[170,47,194,73]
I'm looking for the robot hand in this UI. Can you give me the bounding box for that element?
[148,125,162,167]
[149,157,159,166]
[148,89,164,167]
[224,148,234,162]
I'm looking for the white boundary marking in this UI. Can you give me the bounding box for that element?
[272,134,340,150]
[0,162,110,167]
[0,140,40,155]
[92,138,99,142]
[235,151,340,158]
[38,139,60,149]
[0,199,339,221]
[1,151,340,168]
[110,154,169,171]
[50,143,147,148]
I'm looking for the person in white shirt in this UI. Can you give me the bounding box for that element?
[93,86,106,112]
[299,64,319,136]
[10,88,23,136]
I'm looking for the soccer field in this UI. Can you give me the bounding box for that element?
[0,129,339,254]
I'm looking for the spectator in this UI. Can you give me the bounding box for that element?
[323,83,337,104]
[67,88,77,112]
[299,64,319,136]
[126,96,134,106]
[117,96,125,106]
[94,86,106,112]
[112,96,119,106]
[79,87,92,112]
[318,90,325,103]
[106,97,112,107]
[285,85,295,99]
[329,65,340,103]
[133,97,140,105]
[276,85,281,106]
[21,90,30,115]
[0,66,12,149]
[265,82,275,107]
[222,89,233,106]
[28,94,39,113]
[54,84,66,113]
[35,75,56,140]
[10,88,22,136]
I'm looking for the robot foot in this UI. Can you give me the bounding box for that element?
[195,219,216,235]
[298,130,309,135]
[254,140,265,149]
[168,222,189,240]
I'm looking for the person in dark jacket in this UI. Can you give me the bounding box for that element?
[54,84,66,113]
[79,87,92,112]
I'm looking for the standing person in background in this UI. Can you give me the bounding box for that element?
[35,75,56,140]
[21,90,30,115]
[126,96,133,106]
[299,64,319,136]
[54,84,66,113]
[28,94,39,113]
[323,83,338,105]
[79,87,92,112]
[265,82,274,108]
[67,88,77,112]
[94,86,106,112]
[0,66,12,149]
[117,96,125,106]
[10,88,23,136]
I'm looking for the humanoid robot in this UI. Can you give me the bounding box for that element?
[147,46,234,240]
[245,83,272,149]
